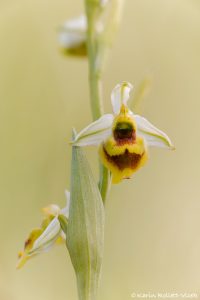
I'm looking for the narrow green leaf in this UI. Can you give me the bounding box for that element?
[67,145,105,300]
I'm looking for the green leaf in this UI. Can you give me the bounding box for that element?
[66,145,105,300]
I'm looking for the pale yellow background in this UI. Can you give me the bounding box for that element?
[0,0,200,299]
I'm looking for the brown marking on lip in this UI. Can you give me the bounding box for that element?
[103,147,143,171]
[113,132,136,146]
[113,122,136,145]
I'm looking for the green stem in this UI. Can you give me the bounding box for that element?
[86,3,103,120]
[89,67,103,120]
[85,0,111,204]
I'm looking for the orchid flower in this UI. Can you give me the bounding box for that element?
[57,2,111,58]
[17,191,70,269]
[72,82,174,183]
[58,15,87,57]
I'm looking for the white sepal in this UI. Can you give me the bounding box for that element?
[72,114,113,146]
[111,82,133,114]
[43,204,60,216]
[30,217,61,254]
[135,115,174,150]
[62,190,70,217]
[63,15,87,32]
[30,190,70,254]
[58,15,87,49]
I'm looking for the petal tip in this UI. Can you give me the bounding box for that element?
[16,252,28,270]
[121,81,133,89]
[170,144,175,151]
[111,81,134,114]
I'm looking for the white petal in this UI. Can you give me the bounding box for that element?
[58,32,85,48]
[58,15,87,49]
[72,114,113,146]
[111,82,133,114]
[62,15,87,32]
[30,218,60,254]
[135,115,174,149]
[60,231,66,240]
[61,190,70,218]
[43,204,60,217]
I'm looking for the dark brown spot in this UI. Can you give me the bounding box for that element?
[103,147,143,170]
[113,122,136,145]
[24,238,31,249]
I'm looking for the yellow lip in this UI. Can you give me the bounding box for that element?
[99,136,148,184]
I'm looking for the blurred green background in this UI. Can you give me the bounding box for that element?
[1,0,200,299]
